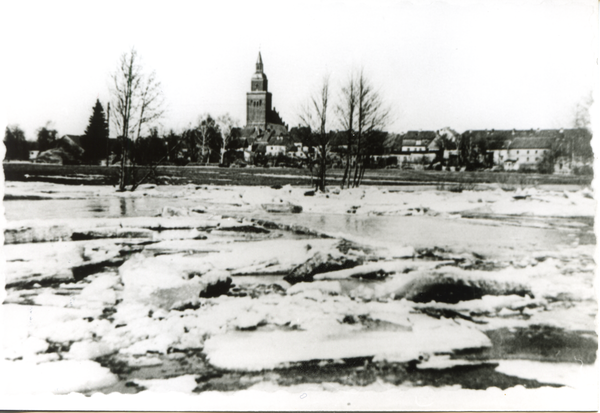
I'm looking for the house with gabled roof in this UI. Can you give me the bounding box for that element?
[399,131,436,152]
[498,136,553,170]
[475,129,556,170]
[266,133,295,156]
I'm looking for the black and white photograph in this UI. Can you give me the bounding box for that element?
[1,0,598,410]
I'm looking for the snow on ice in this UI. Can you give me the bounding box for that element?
[1,181,596,402]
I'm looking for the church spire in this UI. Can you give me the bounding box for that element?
[256,52,263,73]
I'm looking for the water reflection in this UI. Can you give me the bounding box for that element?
[120,198,127,216]
[86,199,106,216]
[119,198,137,217]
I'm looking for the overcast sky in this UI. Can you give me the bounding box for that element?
[0,0,597,140]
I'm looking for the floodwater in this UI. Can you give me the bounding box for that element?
[4,194,594,260]
[4,197,204,221]
[242,211,594,259]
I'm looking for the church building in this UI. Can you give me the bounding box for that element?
[245,52,287,132]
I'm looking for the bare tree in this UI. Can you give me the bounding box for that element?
[110,48,164,190]
[196,114,218,165]
[433,127,458,165]
[356,71,390,186]
[300,76,330,192]
[336,73,357,189]
[572,92,593,131]
[134,72,165,140]
[337,70,390,188]
[216,114,239,165]
[551,93,594,170]
[569,92,594,165]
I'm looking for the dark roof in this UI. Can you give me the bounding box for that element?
[402,131,437,141]
[266,123,288,135]
[266,134,294,147]
[253,143,267,153]
[240,124,291,146]
[401,139,430,147]
[504,136,554,150]
[62,134,83,146]
[460,129,590,151]
[267,109,287,129]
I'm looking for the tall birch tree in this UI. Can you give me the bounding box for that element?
[300,76,331,192]
[110,48,164,190]
[216,114,239,165]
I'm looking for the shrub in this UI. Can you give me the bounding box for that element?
[573,165,593,176]
[386,157,398,166]
[518,164,537,174]
[537,151,554,174]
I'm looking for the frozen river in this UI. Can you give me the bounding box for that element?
[2,182,597,408]
[4,193,594,260]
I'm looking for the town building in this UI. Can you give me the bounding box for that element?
[399,131,436,152]
[491,135,553,171]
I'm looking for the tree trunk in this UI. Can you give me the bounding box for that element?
[341,153,350,189]
[319,148,327,192]
[341,131,352,189]
[106,103,111,167]
[119,139,126,191]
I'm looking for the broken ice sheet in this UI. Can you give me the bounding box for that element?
[1,181,597,402]
[204,317,491,371]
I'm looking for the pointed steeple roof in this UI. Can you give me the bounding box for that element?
[256,51,264,73]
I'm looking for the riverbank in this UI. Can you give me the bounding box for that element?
[3,161,593,187]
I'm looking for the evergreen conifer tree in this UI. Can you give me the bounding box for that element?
[82,99,109,164]
[4,126,30,160]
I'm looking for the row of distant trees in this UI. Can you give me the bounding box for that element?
[4,123,60,161]
[3,108,241,168]
[110,117,242,166]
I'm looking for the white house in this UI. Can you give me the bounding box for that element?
[491,136,553,171]
[401,139,430,152]
[265,135,291,156]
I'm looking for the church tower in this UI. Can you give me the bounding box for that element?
[246,52,272,129]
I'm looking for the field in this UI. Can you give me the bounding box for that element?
[3,161,593,187]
